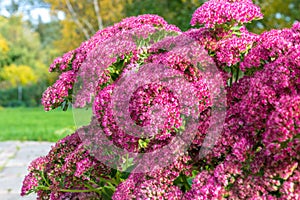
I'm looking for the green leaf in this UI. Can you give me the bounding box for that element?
[187,177,194,186]
[138,138,150,149]
[101,186,114,200]
[230,25,242,31]
[61,100,69,111]
[120,164,136,180]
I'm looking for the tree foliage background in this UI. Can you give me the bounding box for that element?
[0,0,299,107]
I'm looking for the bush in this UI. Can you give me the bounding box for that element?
[0,81,48,107]
[21,0,300,199]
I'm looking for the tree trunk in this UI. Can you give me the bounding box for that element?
[18,85,22,101]
[93,0,103,30]
[65,0,90,39]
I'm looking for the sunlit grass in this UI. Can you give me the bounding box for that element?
[0,107,76,142]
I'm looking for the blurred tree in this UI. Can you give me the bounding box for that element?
[2,0,50,17]
[125,0,300,33]
[52,19,86,53]
[5,0,20,15]
[44,0,124,52]
[0,64,39,102]
[247,0,300,33]
[0,15,41,68]
[0,64,37,87]
[33,16,63,66]
[35,16,61,47]
[0,1,61,106]
[0,35,9,52]
[125,0,204,31]
[0,15,55,86]
[0,34,10,68]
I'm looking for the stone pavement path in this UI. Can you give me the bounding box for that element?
[0,141,53,200]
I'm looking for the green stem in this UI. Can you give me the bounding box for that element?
[88,179,99,186]
[36,185,50,191]
[60,187,102,193]
[40,172,50,187]
[235,67,240,83]
[36,185,102,194]
[182,176,191,191]
[84,183,95,190]
[85,181,102,195]
[230,67,233,86]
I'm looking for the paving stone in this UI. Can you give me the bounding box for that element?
[0,175,24,193]
[0,193,36,200]
[0,141,54,200]
[6,144,52,167]
[0,166,28,178]
[0,142,20,167]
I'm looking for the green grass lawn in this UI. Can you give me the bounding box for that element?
[0,107,76,142]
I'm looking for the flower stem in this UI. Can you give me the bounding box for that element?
[230,67,233,86]
[235,67,240,82]
[37,185,102,194]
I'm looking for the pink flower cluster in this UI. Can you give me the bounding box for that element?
[86,32,215,172]
[191,0,263,29]
[183,22,299,198]
[23,0,300,199]
[42,14,181,110]
[241,22,300,71]
[42,71,75,110]
[215,29,258,66]
[113,154,191,200]
[263,95,300,163]
[21,131,111,199]
[49,15,179,73]
[95,82,182,149]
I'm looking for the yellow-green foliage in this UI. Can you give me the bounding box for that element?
[45,0,124,52]
[0,64,38,87]
[0,35,9,53]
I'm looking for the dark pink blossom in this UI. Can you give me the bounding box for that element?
[191,0,263,29]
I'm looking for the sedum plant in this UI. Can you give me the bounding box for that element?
[22,0,299,199]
